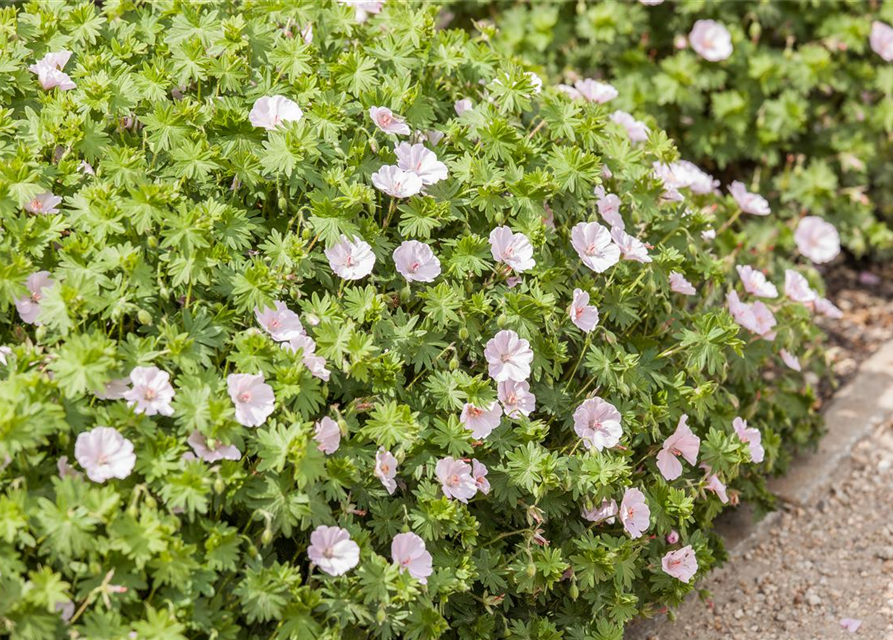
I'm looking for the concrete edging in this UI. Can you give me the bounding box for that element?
[625,338,893,639]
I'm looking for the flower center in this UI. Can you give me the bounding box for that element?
[144,388,157,400]
[97,453,109,465]
[500,353,513,363]
[238,391,252,403]
[345,254,355,267]
[323,546,335,559]
[380,463,389,474]
[410,261,420,272]
[270,318,280,328]
[30,199,42,210]
[448,474,460,487]
[585,243,598,256]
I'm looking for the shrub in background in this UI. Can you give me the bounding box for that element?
[455,0,893,257]
[0,1,830,638]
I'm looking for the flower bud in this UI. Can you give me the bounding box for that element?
[496,314,508,329]
[448,357,459,371]
[458,327,469,340]
[261,528,273,545]
[569,582,579,600]
[666,530,679,545]
[526,563,536,578]
[214,478,226,494]
[376,607,387,624]
[146,235,158,248]
[144,495,157,509]
[137,309,153,326]
[400,285,412,304]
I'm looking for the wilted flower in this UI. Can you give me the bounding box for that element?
[248,96,303,130]
[471,459,490,494]
[794,216,840,264]
[460,402,503,439]
[283,335,331,381]
[74,427,136,483]
[371,165,423,198]
[435,456,477,503]
[393,240,441,282]
[124,366,176,416]
[662,545,698,582]
[569,288,600,333]
[815,297,843,319]
[24,192,62,215]
[488,226,536,273]
[227,373,275,427]
[573,397,622,451]
[314,417,341,454]
[784,269,817,303]
[391,532,433,583]
[610,110,650,142]
[497,380,536,418]
[733,417,765,463]
[840,618,863,633]
[571,221,621,273]
[255,301,304,342]
[594,186,624,229]
[610,227,651,263]
[779,349,802,372]
[656,415,700,481]
[689,20,733,62]
[620,487,650,539]
[57,456,81,479]
[187,430,241,462]
[15,271,54,325]
[729,181,770,216]
[29,50,76,90]
[666,530,680,544]
[325,234,376,280]
[702,464,729,503]
[484,330,534,382]
[307,525,360,576]
[94,378,130,400]
[669,271,696,296]
[394,143,448,186]
[582,498,618,524]
[871,21,893,61]
[737,265,778,298]
[374,448,398,494]
[369,106,411,135]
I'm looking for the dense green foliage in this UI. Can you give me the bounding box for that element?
[0,1,828,639]
[456,0,893,256]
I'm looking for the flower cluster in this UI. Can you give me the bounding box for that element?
[0,2,828,639]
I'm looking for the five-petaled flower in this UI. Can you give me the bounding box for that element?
[391,532,433,583]
[124,366,176,417]
[307,525,360,576]
[435,456,477,503]
[75,427,136,483]
[656,415,701,481]
[484,330,534,382]
[488,226,536,273]
[571,221,621,273]
[248,95,303,130]
[227,373,275,427]
[620,487,651,539]
[573,397,623,451]
[326,234,377,280]
[374,448,398,494]
[662,545,698,582]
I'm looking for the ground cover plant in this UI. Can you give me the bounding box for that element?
[456,0,893,257]
[0,1,836,638]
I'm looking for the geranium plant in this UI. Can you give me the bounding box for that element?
[0,1,829,639]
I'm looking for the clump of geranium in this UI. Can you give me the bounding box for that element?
[0,3,828,639]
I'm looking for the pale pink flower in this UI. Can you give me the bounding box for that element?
[751,301,777,339]
[24,192,62,215]
[187,430,241,462]
[15,271,54,325]
[794,216,840,264]
[871,21,893,61]
[727,291,776,338]
[582,498,618,524]
[307,525,360,576]
[300,24,313,44]
[393,240,441,283]
[489,226,536,273]
[689,20,733,62]
[484,330,533,382]
[248,96,303,131]
[56,600,75,623]
[283,335,331,381]
[653,160,718,195]
[460,402,503,439]
[640,0,664,4]
[701,229,716,241]
[571,221,621,273]
[729,181,770,216]
[662,545,698,582]
[391,532,433,583]
[669,272,696,296]
[255,301,304,342]
[573,397,623,451]
[314,417,341,454]
[338,0,383,23]
[0,346,11,366]
[435,456,477,503]
[454,98,473,116]
[227,373,275,427]
[497,380,536,418]
[784,269,817,303]
[610,110,650,142]
[79,161,95,176]
[371,165,423,198]
[94,378,130,400]
[374,448,398,494]
[394,143,448,186]
[666,530,680,544]
[422,129,444,146]
[620,487,650,539]
[124,366,175,416]
[610,227,651,263]
[656,415,701,481]
[702,465,729,503]
[369,106,411,135]
[471,459,490,494]
[815,297,843,319]
[737,265,778,298]
[840,618,863,633]
[57,456,81,480]
[569,288,600,333]
[594,186,624,229]
[74,427,136,483]
[506,275,522,288]
[543,202,555,229]
[29,50,76,90]
[560,78,618,103]
[325,234,376,280]
[733,417,765,463]
[780,349,802,372]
